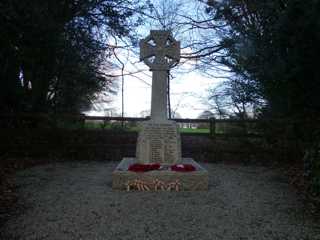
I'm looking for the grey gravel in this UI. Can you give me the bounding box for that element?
[1,161,319,240]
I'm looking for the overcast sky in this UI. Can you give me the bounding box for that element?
[85,0,224,118]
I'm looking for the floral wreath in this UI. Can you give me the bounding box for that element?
[171,164,196,172]
[128,163,161,172]
[128,163,195,172]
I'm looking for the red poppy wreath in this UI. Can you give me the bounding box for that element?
[128,163,161,172]
[170,164,196,172]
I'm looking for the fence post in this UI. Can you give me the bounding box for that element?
[79,114,85,129]
[209,118,216,138]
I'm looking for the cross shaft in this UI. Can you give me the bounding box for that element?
[140,30,180,121]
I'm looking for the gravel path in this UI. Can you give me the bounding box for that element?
[1,161,319,240]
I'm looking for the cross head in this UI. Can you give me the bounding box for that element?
[140,30,180,71]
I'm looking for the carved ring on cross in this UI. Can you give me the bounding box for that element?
[140,30,180,71]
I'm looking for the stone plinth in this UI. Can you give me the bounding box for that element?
[112,158,209,191]
[136,120,181,164]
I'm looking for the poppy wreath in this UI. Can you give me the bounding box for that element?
[128,163,161,172]
[171,164,196,172]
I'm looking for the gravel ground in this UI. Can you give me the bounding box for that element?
[1,161,319,240]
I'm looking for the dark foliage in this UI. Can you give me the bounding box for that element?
[206,0,320,119]
[205,0,320,194]
[0,0,142,113]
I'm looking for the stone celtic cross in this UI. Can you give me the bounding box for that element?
[140,30,180,121]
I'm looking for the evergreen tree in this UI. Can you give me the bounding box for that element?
[0,0,143,113]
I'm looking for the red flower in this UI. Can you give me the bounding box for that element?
[128,163,161,172]
[171,164,196,172]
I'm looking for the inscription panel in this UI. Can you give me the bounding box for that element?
[136,121,181,164]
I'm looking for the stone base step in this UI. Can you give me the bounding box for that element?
[112,158,208,191]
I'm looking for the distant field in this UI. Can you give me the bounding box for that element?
[61,120,255,135]
[83,121,210,134]
[179,128,210,134]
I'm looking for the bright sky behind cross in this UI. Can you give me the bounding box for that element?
[85,0,224,118]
